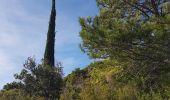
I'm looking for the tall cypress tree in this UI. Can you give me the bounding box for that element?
[3,1,63,99]
[44,0,56,67]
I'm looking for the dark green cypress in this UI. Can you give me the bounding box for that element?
[44,0,56,67]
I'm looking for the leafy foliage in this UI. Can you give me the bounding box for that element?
[79,0,170,92]
[1,0,170,100]
[3,82,24,91]
[61,60,170,100]
[0,89,44,100]
[3,57,63,99]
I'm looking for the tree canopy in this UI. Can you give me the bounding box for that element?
[80,0,170,91]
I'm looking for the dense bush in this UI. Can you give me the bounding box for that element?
[60,60,170,100]
[0,89,44,100]
[2,57,63,100]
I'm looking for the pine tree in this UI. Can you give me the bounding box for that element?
[79,0,170,90]
[44,0,56,67]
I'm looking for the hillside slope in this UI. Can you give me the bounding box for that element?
[60,60,170,100]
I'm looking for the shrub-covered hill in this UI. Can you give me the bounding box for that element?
[1,59,170,100]
[61,60,122,100]
[0,89,44,100]
[60,60,170,100]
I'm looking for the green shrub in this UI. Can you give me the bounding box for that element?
[0,89,44,100]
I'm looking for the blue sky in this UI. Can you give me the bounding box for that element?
[0,0,98,89]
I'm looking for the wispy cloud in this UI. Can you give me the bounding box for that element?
[0,0,98,89]
[0,0,48,89]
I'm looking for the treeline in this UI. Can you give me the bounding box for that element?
[61,0,170,99]
[0,0,170,100]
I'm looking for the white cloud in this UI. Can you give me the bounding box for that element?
[0,51,18,89]
[0,0,48,89]
[0,0,71,89]
[0,52,16,75]
[0,0,96,89]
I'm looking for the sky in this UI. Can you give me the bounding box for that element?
[0,0,98,89]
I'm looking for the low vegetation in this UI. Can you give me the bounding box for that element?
[0,0,170,100]
[60,60,170,100]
